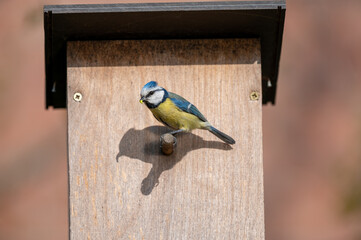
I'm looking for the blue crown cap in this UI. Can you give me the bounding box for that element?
[143,81,158,89]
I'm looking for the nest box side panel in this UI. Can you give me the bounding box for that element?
[67,39,264,239]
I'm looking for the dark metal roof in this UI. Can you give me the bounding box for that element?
[44,1,286,108]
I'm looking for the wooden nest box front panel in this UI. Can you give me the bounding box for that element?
[67,39,263,239]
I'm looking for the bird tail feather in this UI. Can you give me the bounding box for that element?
[208,126,235,145]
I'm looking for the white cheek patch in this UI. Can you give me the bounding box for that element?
[148,90,164,105]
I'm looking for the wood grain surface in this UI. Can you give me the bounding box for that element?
[67,39,263,239]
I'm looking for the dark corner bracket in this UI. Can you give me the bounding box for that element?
[44,1,286,108]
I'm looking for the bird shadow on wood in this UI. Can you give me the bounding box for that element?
[116,126,232,195]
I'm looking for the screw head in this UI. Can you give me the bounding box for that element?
[73,92,82,102]
[250,91,260,101]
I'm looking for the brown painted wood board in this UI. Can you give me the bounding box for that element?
[67,39,264,239]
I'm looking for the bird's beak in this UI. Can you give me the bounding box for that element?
[139,97,145,104]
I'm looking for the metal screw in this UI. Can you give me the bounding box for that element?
[250,91,260,101]
[73,92,82,102]
[267,79,272,88]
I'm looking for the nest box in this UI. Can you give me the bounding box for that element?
[44,1,285,239]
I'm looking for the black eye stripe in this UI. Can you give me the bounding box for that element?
[146,89,161,97]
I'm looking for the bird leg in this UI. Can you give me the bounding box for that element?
[168,129,185,136]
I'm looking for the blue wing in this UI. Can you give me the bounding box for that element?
[169,92,208,122]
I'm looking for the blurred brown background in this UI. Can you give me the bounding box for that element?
[0,0,360,239]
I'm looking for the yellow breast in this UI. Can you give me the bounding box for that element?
[150,98,206,131]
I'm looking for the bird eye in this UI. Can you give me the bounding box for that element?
[146,91,155,97]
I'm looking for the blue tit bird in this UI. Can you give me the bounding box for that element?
[139,81,235,145]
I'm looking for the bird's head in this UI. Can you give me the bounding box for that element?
[140,81,168,108]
